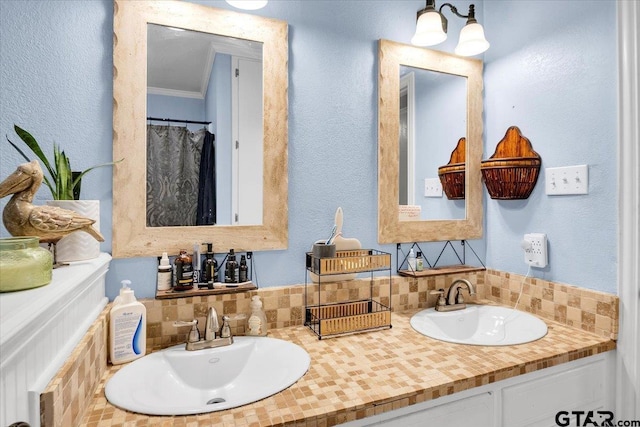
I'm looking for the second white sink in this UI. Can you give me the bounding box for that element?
[105,336,310,415]
[410,305,548,346]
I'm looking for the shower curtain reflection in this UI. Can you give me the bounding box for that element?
[146,124,216,226]
[197,131,216,225]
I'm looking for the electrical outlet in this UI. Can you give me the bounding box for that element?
[522,233,548,268]
[424,178,443,197]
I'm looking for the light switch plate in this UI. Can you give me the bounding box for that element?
[424,178,443,197]
[545,165,588,195]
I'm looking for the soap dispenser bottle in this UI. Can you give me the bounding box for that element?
[109,280,146,365]
[203,243,218,286]
[246,296,267,336]
[225,249,238,283]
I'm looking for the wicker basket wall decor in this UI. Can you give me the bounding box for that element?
[481,126,541,200]
[438,137,466,200]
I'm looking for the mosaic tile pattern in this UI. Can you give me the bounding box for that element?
[480,269,619,339]
[142,272,486,353]
[78,308,615,427]
[41,268,619,426]
[40,310,109,427]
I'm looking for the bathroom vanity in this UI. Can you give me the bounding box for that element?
[76,302,615,426]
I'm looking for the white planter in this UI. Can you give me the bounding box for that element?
[45,200,101,262]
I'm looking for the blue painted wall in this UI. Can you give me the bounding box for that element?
[0,0,617,299]
[147,94,206,126]
[483,0,618,293]
[207,53,233,224]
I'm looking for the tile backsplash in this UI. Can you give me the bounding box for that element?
[481,269,618,339]
[142,268,617,353]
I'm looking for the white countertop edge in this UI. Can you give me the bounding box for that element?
[0,252,112,353]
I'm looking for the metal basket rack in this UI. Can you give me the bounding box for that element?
[304,249,392,339]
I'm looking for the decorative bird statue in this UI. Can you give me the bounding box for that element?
[0,160,104,243]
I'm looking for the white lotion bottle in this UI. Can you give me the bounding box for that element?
[246,296,267,336]
[109,280,146,364]
[157,252,172,291]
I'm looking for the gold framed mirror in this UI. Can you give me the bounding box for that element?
[113,0,288,257]
[378,39,483,243]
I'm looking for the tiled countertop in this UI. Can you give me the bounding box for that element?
[81,304,615,427]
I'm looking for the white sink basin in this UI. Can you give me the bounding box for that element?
[410,305,547,346]
[105,336,310,415]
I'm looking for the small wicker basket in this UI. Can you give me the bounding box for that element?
[481,127,541,200]
[438,137,466,200]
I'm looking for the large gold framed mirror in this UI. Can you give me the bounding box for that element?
[378,39,483,243]
[113,0,288,257]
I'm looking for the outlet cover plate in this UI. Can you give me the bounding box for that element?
[545,165,588,195]
[523,233,548,268]
[424,178,443,197]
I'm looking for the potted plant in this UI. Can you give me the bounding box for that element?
[7,124,122,262]
[7,125,120,200]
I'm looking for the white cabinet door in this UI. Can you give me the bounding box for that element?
[501,356,610,427]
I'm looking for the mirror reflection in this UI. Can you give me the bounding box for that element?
[146,24,263,227]
[398,65,466,220]
[112,0,289,258]
[377,39,483,244]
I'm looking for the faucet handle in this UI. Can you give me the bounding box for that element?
[173,319,200,343]
[430,289,447,307]
[220,315,232,338]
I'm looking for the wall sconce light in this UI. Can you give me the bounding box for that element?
[225,0,268,10]
[411,0,490,56]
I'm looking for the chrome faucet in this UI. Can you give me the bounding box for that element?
[431,278,476,312]
[173,307,233,351]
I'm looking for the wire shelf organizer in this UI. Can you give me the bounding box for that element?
[304,249,392,339]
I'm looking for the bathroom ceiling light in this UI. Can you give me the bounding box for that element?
[411,0,489,56]
[225,0,268,10]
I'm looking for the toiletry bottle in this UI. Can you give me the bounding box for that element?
[407,248,416,271]
[225,249,238,283]
[239,255,248,283]
[246,295,267,336]
[157,252,172,291]
[109,280,146,365]
[203,243,218,286]
[174,249,194,291]
[416,251,424,272]
[194,242,205,288]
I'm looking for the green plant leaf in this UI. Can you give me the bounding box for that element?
[8,125,124,200]
[56,150,74,200]
[71,158,124,199]
[14,125,56,181]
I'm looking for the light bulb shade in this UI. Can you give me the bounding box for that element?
[225,0,268,10]
[411,11,447,46]
[454,22,490,56]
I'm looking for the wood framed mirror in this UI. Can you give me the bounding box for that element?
[378,39,483,243]
[113,0,288,257]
